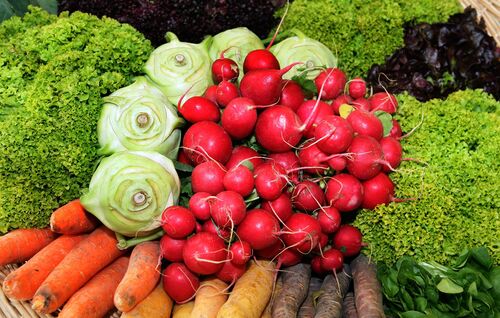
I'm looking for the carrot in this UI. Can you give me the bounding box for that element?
[350,254,385,318]
[114,241,161,312]
[58,256,130,318]
[314,265,351,318]
[342,292,358,318]
[298,277,323,318]
[0,228,57,266]
[261,276,283,318]
[272,263,311,318]
[217,260,275,318]
[31,226,125,314]
[50,199,99,235]
[191,277,228,318]
[172,301,194,318]
[2,234,87,300]
[120,282,173,318]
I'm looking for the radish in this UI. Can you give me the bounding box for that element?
[177,149,193,166]
[201,220,231,241]
[332,225,363,257]
[195,222,202,233]
[389,119,402,139]
[369,92,398,114]
[240,62,298,105]
[348,77,367,99]
[212,57,239,83]
[361,172,395,209]
[313,232,329,253]
[346,135,385,180]
[223,164,254,197]
[236,209,280,250]
[229,241,253,265]
[380,136,403,172]
[183,232,227,275]
[189,192,212,221]
[277,248,303,267]
[256,240,284,259]
[314,68,347,100]
[297,141,330,174]
[314,115,354,154]
[268,151,300,182]
[346,109,384,140]
[161,206,196,239]
[331,94,352,115]
[317,206,341,234]
[327,156,347,172]
[296,99,335,138]
[261,193,293,223]
[282,213,322,253]
[352,97,371,112]
[177,96,220,123]
[191,160,225,195]
[325,173,364,212]
[221,97,258,140]
[162,263,199,303]
[160,234,186,262]
[216,80,240,108]
[225,146,263,170]
[255,105,303,152]
[182,121,232,165]
[291,180,325,212]
[311,256,325,275]
[320,248,344,272]
[204,84,218,104]
[216,260,247,283]
[243,49,280,73]
[280,80,305,111]
[254,161,288,201]
[210,191,247,228]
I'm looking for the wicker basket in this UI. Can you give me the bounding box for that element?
[460,0,499,43]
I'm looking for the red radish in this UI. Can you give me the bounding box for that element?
[297,141,330,174]
[201,220,231,241]
[311,256,325,275]
[216,260,247,283]
[314,115,354,154]
[255,105,303,152]
[282,213,322,253]
[291,180,325,212]
[189,192,212,221]
[183,121,232,165]
[317,206,341,234]
[204,85,218,104]
[221,97,257,140]
[331,94,352,115]
[380,136,402,172]
[269,151,300,182]
[216,80,239,108]
[325,173,364,212]
[225,146,263,170]
[210,191,247,228]
[177,96,220,123]
[352,98,371,112]
[223,165,254,197]
[313,232,329,253]
[369,92,398,114]
[348,77,367,99]
[177,149,193,166]
[183,232,227,275]
[261,193,293,223]
[254,161,288,201]
[314,68,347,100]
[347,109,384,140]
[160,235,186,262]
[243,49,280,73]
[195,222,202,233]
[389,119,402,139]
[346,135,385,180]
[332,225,363,257]
[161,206,196,239]
[212,57,239,83]
[320,248,344,272]
[191,160,225,195]
[240,62,298,106]
[256,240,285,259]
[236,209,280,250]
[229,241,253,265]
[162,263,200,303]
[277,248,303,267]
[327,156,347,172]
[361,172,395,209]
[296,100,335,138]
[280,80,305,111]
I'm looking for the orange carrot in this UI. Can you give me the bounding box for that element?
[58,256,130,318]
[31,226,124,314]
[50,199,99,235]
[114,241,161,312]
[0,228,57,267]
[2,234,87,300]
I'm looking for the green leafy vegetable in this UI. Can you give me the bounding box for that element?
[0,0,56,22]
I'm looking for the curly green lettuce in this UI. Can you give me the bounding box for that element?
[0,7,153,232]
[354,89,500,265]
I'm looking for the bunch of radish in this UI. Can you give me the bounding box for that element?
[160,47,404,303]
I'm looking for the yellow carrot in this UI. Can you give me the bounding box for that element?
[120,282,173,318]
[172,301,195,318]
[190,278,228,318]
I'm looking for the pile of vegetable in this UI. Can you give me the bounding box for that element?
[368,8,500,102]
[0,7,152,233]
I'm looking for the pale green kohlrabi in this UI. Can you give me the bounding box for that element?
[270,30,337,80]
[144,32,213,105]
[98,76,183,160]
[80,151,180,242]
[209,27,264,82]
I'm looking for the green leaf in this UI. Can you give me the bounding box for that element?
[291,71,318,95]
[467,281,478,296]
[401,311,427,318]
[470,247,493,269]
[0,0,57,22]
[415,296,428,312]
[374,110,393,136]
[437,278,464,294]
[174,160,193,172]
[0,0,15,22]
